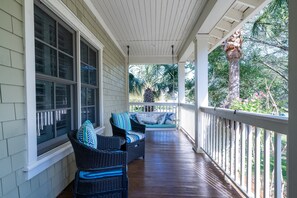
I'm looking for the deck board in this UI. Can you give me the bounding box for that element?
[58,130,242,198]
[128,130,242,198]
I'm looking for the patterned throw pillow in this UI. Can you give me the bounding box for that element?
[164,113,175,124]
[157,114,166,124]
[111,112,132,131]
[76,120,97,148]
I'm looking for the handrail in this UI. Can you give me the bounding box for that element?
[129,102,178,106]
[200,106,288,135]
[180,103,195,109]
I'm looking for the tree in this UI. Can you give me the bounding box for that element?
[223,29,243,107]
[129,64,178,103]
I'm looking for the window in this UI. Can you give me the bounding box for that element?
[34,4,75,155]
[25,0,104,179]
[80,39,99,125]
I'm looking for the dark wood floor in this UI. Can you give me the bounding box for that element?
[58,130,242,198]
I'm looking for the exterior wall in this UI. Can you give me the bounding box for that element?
[61,0,127,136]
[0,0,127,197]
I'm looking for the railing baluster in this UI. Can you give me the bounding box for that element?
[218,117,222,166]
[230,120,235,178]
[226,119,231,175]
[207,114,210,153]
[222,118,226,171]
[235,121,240,182]
[215,117,219,162]
[264,130,270,198]
[247,125,252,195]
[274,133,282,198]
[212,115,215,157]
[210,115,213,157]
[225,119,228,173]
[241,123,246,188]
[254,127,261,198]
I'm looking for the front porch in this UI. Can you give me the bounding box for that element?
[59,129,242,198]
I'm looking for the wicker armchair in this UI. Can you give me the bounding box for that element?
[68,130,128,198]
[110,116,146,163]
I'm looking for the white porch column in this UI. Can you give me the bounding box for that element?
[178,62,186,104]
[288,0,297,197]
[178,62,186,129]
[193,34,209,153]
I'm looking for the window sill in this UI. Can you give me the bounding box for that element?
[24,126,105,180]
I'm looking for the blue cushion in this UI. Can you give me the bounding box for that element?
[126,131,145,143]
[76,120,97,148]
[112,112,132,131]
[79,168,123,179]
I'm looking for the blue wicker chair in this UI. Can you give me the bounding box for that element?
[110,112,146,163]
[68,130,128,198]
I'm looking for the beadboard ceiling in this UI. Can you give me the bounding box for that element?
[87,0,271,63]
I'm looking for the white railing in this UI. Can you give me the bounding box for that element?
[129,102,178,114]
[179,103,195,142]
[201,106,288,198]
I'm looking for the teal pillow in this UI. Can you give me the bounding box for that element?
[77,120,97,148]
[111,112,132,131]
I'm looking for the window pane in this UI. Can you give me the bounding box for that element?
[87,88,95,105]
[37,122,55,144]
[59,53,73,80]
[87,107,95,123]
[56,84,71,109]
[58,24,73,55]
[90,66,97,85]
[34,5,56,46]
[89,48,96,66]
[35,41,57,76]
[57,109,71,137]
[81,107,88,124]
[81,87,87,106]
[81,63,89,84]
[81,41,88,63]
[81,107,95,124]
[36,80,54,110]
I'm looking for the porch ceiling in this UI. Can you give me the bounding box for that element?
[86,0,271,63]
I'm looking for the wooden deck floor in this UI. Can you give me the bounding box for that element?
[128,130,241,198]
[58,130,242,198]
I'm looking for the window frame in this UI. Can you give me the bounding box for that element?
[80,38,100,126]
[24,0,104,180]
[34,3,76,155]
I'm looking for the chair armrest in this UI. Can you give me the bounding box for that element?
[73,142,127,170]
[110,118,127,139]
[96,135,121,150]
[130,118,146,133]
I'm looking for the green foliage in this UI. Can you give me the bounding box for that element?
[230,92,269,113]
[129,64,178,101]
[208,48,229,106]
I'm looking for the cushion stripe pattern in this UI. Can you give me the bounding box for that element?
[76,120,97,148]
[112,112,132,131]
[79,168,123,179]
[126,131,145,143]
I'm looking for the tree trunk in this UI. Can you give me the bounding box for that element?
[143,88,154,112]
[228,58,240,106]
[223,29,243,108]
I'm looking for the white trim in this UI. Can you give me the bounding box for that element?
[24,142,73,179]
[129,56,178,64]
[24,0,37,167]
[76,32,82,128]
[84,0,125,57]
[24,0,106,180]
[99,49,104,127]
[40,0,104,50]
